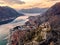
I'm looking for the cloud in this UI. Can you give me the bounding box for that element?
[0,0,25,5]
[0,1,4,4]
[0,2,4,4]
[47,0,59,2]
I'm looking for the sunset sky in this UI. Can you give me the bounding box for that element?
[0,0,60,9]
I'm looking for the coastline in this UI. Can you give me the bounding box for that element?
[0,16,29,45]
[0,19,15,25]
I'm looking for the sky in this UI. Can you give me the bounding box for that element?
[0,0,60,9]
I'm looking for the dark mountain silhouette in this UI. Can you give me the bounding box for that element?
[0,6,24,25]
[19,7,48,13]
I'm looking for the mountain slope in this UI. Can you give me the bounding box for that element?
[8,2,60,45]
[43,2,60,31]
[0,6,24,25]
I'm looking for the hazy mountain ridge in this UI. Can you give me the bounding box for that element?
[19,7,48,13]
